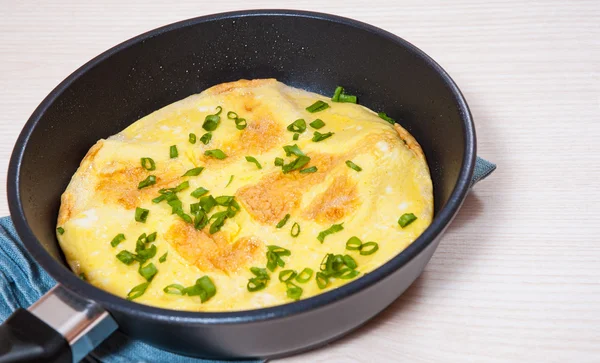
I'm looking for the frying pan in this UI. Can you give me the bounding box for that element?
[0,9,476,362]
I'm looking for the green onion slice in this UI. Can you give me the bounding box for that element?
[309,119,325,129]
[291,222,300,237]
[293,133,300,140]
[378,112,395,125]
[295,268,314,283]
[116,250,136,265]
[189,133,197,144]
[286,281,303,300]
[182,167,204,177]
[306,100,329,113]
[336,268,360,279]
[299,166,317,174]
[360,242,379,256]
[345,160,362,172]
[283,144,305,157]
[342,254,357,269]
[209,212,228,234]
[245,156,262,169]
[202,106,223,131]
[204,149,227,159]
[199,195,217,213]
[276,214,290,228]
[137,175,156,189]
[312,131,334,142]
[146,232,157,242]
[274,157,284,166]
[170,145,178,158]
[191,187,209,198]
[159,252,167,263]
[331,86,357,103]
[282,155,311,173]
[138,262,158,282]
[200,132,212,145]
[316,272,329,289]
[346,236,362,250]
[287,119,306,133]
[141,157,156,171]
[279,269,297,282]
[110,233,126,247]
[398,213,417,228]
[332,86,343,102]
[317,223,344,243]
[225,175,234,187]
[135,207,149,223]
[227,111,238,119]
[235,118,247,130]
[127,282,150,300]
[79,273,87,281]
[56,227,65,235]
[163,284,185,295]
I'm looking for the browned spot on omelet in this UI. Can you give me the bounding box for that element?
[236,153,341,224]
[57,192,75,225]
[394,123,425,160]
[94,163,181,209]
[81,141,104,165]
[165,221,263,273]
[204,79,277,95]
[304,174,360,223]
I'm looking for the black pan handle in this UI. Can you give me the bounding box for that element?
[0,285,118,363]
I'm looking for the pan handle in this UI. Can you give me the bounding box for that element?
[0,285,118,363]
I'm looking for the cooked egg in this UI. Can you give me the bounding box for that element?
[56,79,433,312]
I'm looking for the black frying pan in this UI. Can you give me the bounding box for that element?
[0,10,476,362]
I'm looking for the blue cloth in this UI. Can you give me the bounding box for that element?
[0,158,495,362]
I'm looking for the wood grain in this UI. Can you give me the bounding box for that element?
[1,0,599,361]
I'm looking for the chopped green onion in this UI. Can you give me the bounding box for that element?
[209,211,228,234]
[138,262,158,282]
[225,175,234,187]
[378,112,395,125]
[79,273,87,281]
[127,282,149,300]
[163,284,185,295]
[283,144,305,157]
[159,252,167,263]
[116,250,136,265]
[227,111,238,119]
[266,245,291,272]
[295,268,314,283]
[317,223,344,243]
[345,160,362,172]
[182,166,204,177]
[137,175,156,189]
[141,157,156,171]
[152,194,167,203]
[274,157,284,166]
[346,236,362,250]
[286,281,303,300]
[176,210,193,224]
[337,268,360,279]
[282,155,311,173]
[276,214,290,228]
[193,210,209,230]
[332,86,343,102]
[268,245,291,256]
[293,133,300,140]
[170,145,178,158]
[146,232,157,242]
[56,227,65,235]
[199,195,217,213]
[202,106,223,131]
[398,213,417,228]
[191,187,209,198]
[204,149,227,160]
[312,131,334,142]
[200,132,212,145]
[342,254,357,269]
[182,276,216,303]
[135,244,157,263]
[316,272,329,289]
[331,86,357,103]
[279,270,297,282]
[299,166,317,174]
[244,156,262,169]
[360,242,379,256]
[189,133,197,144]
[291,222,300,237]
[235,118,247,130]
[287,119,306,133]
[135,207,149,223]
[190,202,200,214]
[309,119,325,129]
[110,233,126,247]
[306,100,329,113]
[247,269,270,292]
[215,195,235,206]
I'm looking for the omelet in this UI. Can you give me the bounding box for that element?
[56,79,433,312]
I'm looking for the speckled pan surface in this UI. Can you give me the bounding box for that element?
[8,10,475,359]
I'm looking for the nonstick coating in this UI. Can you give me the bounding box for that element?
[7,10,475,359]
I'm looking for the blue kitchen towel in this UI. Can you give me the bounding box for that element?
[0,158,495,362]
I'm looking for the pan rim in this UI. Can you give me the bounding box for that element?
[7,9,476,324]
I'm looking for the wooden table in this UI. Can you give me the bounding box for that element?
[2,1,598,361]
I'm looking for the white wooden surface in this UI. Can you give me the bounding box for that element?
[2,1,599,362]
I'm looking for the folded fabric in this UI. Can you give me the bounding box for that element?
[0,158,495,362]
